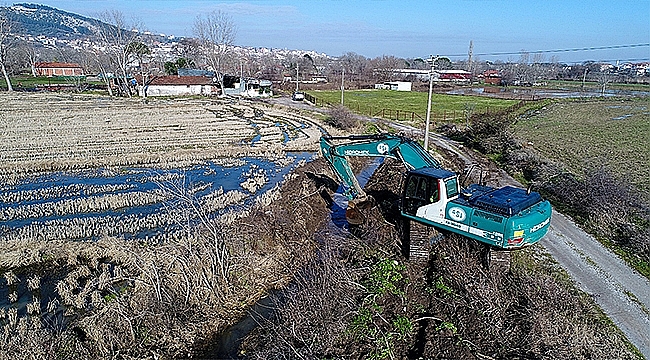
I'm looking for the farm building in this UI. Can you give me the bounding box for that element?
[222,76,274,97]
[374,81,412,91]
[432,70,472,83]
[482,70,503,85]
[138,76,218,97]
[223,77,273,97]
[35,62,84,77]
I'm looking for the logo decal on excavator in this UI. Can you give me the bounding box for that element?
[344,150,370,156]
[448,207,466,222]
[377,143,389,154]
[530,217,550,233]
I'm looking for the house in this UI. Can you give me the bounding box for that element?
[374,81,412,91]
[138,76,218,97]
[35,62,84,77]
[223,77,273,97]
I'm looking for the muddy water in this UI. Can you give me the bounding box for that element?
[0,153,314,328]
[330,158,385,229]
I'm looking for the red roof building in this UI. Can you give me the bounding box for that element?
[35,62,84,77]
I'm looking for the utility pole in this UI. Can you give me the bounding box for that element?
[424,55,439,151]
[295,63,299,93]
[468,40,474,74]
[341,66,345,105]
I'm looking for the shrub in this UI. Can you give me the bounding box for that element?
[325,105,359,130]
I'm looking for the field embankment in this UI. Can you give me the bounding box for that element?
[240,155,640,359]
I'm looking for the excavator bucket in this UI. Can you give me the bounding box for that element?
[345,205,365,225]
[345,198,373,225]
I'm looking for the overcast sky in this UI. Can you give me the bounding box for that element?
[24,0,650,63]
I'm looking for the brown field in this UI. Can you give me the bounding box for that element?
[0,92,325,179]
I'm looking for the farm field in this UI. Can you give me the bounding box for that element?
[0,92,323,176]
[307,89,519,124]
[0,92,328,242]
[513,98,650,193]
[0,92,645,358]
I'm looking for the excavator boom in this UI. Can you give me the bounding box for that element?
[320,134,440,201]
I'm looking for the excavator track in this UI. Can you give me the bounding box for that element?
[401,220,438,261]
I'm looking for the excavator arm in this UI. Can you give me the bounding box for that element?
[320,134,441,201]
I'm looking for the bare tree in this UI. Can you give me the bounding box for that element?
[193,10,236,95]
[338,52,370,86]
[372,55,403,83]
[95,10,144,97]
[0,9,16,91]
[597,72,611,95]
[18,40,39,77]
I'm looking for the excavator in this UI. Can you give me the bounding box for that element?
[320,133,552,250]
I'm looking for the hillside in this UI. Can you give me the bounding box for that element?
[3,3,106,39]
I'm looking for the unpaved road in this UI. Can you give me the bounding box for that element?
[426,132,650,358]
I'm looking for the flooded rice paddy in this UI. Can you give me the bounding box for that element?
[0,154,314,243]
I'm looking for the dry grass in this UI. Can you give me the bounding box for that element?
[0,93,323,177]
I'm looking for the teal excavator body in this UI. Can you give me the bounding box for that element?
[320,134,551,250]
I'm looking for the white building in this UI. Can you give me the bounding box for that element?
[138,76,218,97]
[374,81,412,91]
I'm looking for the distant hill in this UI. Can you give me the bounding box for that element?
[2,3,107,39]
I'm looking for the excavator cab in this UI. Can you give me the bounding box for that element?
[401,168,459,217]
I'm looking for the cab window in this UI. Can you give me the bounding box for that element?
[445,177,459,198]
[405,176,419,198]
[429,180,440,203]
[415,177,428,199]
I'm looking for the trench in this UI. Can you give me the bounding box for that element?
[206,157,384,358]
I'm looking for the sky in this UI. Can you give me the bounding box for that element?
[19,0,650,63]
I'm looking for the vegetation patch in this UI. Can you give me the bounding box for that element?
[513,98,650,192]
[240,158,640,359]
[307,89,519,125]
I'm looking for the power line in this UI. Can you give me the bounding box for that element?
[445,43,650,58]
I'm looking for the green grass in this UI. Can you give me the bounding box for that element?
[0,75,102,90]
[513,98,650,193]
[307,89,519,125]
